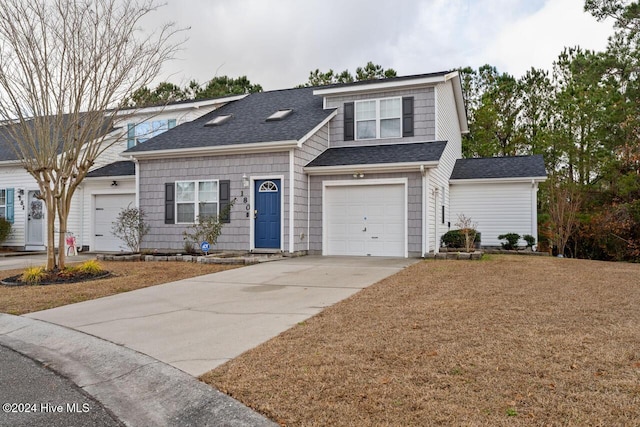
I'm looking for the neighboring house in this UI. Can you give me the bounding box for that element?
[0,95,244,251]
[123,71,547,257]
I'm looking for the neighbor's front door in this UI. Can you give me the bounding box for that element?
[26,190,44,247]
[254,179,281,249]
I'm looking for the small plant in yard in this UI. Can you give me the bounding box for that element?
[111,205,150,253]
[21,266,46,285]
[498,233,521,250]
[183,201,234,253]
[506,408,518,417]
[454,214,478,252]
[523,234,536,248]
[0,217,11,245]
[76,260,105,275]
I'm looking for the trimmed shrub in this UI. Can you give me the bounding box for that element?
[441,229,481,249]
[498,233,521,250]
[523,234,536,248]
[0,217,11,245]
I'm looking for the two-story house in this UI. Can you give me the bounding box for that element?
[123,71,546,257]
[0,95,244,252]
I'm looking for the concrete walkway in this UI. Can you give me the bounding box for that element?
[26,256,416,376]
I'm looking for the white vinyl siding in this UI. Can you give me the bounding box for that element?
[450,182,537,247]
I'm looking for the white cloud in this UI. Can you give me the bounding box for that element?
[148,0,616,90]
[478,0,614,77]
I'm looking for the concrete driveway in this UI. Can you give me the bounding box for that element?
[26,256,417,377]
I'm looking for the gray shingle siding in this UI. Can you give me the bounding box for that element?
[293,124,330,252]
[139,152,290,251]
[323,87,436,148]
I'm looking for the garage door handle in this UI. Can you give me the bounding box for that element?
[96,208,104,211]
[371,236,379,239]
[95,234,103,237]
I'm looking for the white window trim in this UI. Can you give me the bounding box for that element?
[355,96,402,141]
[175,179,219,224]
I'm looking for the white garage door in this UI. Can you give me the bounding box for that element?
[94,194,136,252]
[325,184,406,257]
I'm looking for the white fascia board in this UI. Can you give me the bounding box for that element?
[449,176,548,185]
[304,161,439,175]
[0,159,23,166]
[122,140,299,160]
[444,71,470,134]
[114,94,247,116]
[84,175,135,182]
[313,75,446,96]
[297,110,337,146]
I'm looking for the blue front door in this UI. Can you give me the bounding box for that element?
[255,179,281,249]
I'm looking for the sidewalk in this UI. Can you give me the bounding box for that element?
[0,314,276,426]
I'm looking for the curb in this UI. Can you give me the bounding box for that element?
[0,314,276,427]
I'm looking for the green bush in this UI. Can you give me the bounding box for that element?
[498,233,521,250]
[441,229,481,249]
[0,217,11,245]
[523,234,536,248]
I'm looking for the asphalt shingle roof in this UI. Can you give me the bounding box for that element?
[305,141,447,167]
[87,161,135,178]
[450,155,547,180]
[125,87,335,153]
[0,115,115,162]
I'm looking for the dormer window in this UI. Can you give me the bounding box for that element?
[205,115,232,127]
[266,108,293,121]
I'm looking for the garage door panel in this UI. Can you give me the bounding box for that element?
[325,183,405,257]
[94,194,135,252]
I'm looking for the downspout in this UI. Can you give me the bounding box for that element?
[134,157,140,208]
[434,186,439,254]
[421,165,427,257]
[307,173,311,253]
[289,149,295,254]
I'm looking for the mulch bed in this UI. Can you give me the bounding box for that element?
[1,271,111,286]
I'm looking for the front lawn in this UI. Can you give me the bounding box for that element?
[202,255,640,426]
[0,261,238,315]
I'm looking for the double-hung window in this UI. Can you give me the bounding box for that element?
[175,180,218,223]
[355,97,402,140]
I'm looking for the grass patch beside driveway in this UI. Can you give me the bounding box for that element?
[201,255,640,426]
[0,261,237,315]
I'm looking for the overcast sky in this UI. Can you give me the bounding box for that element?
[147,0,615,91]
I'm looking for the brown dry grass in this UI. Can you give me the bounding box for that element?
[202,255,640,426]
[0,261,237,315]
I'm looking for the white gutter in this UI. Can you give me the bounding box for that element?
[304,161,439,175]
[122,140,299,160]
[450,176,548,185]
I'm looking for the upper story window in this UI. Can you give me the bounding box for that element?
[355,97,402,140]
[127,119,176,148]
[344,96,413,142]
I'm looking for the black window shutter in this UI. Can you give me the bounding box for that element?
[344,102,354,141]
[219,180,231,223]
[165,183,175,224]
[402,96,414,137]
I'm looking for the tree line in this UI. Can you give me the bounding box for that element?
[460,1,640,261]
